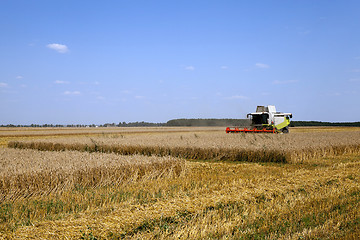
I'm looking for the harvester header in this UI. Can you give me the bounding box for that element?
[226,105,292,134]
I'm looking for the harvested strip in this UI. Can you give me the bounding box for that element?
[0,148,185,201]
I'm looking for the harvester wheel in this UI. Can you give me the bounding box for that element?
[281,126,289,134]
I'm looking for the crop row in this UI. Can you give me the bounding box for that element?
[8,139,360,163]
[8,141,288,163]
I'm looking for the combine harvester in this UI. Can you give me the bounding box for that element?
[226,105,293,134]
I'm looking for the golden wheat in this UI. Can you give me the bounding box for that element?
[1,127,359,239]
[8,130,360,163]
[4,154,359,239]
[0,126,223,137]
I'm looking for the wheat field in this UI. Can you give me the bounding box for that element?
[0,127,359,239]
[8,129,360,163]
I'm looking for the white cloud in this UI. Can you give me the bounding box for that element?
[20,84,27,88]
[255,63,270,69]
[351,69,360,72]
[47,43,69,53]
[299,30,311,35]
[349,78,360,82]
[220,66,228,70]
[0,82,8,87]
[185,66,195,71]
[328,92,341,97]
[64,91,80,95]
[272,80,298,85]
[226,95,248,100]
[16,76,23,79]
[135,95,145,99]
[54,80,69,84]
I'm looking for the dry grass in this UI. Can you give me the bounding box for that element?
[0,148,185,202]
[0,127,359,239]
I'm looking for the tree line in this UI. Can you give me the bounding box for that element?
[290,121,360,127]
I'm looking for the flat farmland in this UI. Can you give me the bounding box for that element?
[0,127,359,239]
[7,127,360,163]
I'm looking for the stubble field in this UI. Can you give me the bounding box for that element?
[0,127,359,239]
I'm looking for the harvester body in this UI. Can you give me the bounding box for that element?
[226,105,292,133]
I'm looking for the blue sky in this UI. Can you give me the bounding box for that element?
[1,0,360,124]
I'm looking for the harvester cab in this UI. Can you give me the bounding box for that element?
[226,105,292,134]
